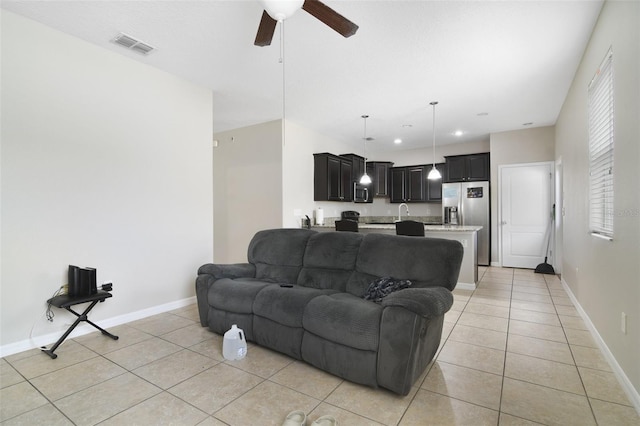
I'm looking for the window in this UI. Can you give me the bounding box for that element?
[588,48,614,239]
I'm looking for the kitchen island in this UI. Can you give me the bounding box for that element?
[312,224,481,289]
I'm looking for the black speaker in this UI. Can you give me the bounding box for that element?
[68,265,97,297]
[68,265,81,297]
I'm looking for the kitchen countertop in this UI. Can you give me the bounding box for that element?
[310,222,481,289]
[312,224,482,232]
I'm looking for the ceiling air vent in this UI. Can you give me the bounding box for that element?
[111,32,156,55]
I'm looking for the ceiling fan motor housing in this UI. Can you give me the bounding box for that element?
[262,0,304,21]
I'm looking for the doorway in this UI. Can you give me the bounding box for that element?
[499,162,555,269]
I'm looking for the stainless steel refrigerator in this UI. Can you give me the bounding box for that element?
[442,181,490,266]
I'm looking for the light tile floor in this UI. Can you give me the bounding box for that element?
[1,267,639,425]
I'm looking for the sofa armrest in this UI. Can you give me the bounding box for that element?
[195,263,256,327]
[197,263,256,280]
[380,287,453,319]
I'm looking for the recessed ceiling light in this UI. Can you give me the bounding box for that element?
[454,130,464,137]
[394,138,402,144]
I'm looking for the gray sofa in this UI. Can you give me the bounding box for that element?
[195,228,463,395]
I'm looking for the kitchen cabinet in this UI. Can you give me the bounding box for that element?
[340,154,365,181]
[444,153,490,182]
[341,153,371,203]
[314,153,353,201]
[366,161,394,197]
[426,163,446,201]
[389,165,428,203]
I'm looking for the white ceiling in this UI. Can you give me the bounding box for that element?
[2,0,603,152]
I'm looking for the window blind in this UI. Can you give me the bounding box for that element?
[588,48,614,239]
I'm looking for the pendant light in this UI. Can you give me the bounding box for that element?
[427,101,442,180]
[359,115,372,185]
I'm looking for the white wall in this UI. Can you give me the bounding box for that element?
[0,12,213,353]
[213,120,283,263]
[490,126,556,265]
[555,0,640,399]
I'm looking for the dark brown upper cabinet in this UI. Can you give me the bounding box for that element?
[444,153,490,182]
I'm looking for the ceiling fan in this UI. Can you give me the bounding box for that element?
[254,0,359,47]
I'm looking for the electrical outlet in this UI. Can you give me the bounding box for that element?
[621,312,627,334]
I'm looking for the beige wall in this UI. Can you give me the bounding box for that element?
[555,0,640,399]
[213,121,283,263]
[1,12,213,353]
[490,126,556,264]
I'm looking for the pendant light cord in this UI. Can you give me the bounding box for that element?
[427,101,441,180]
[363,115,367,165]
[432,104,436,168]
[279,21,286,145]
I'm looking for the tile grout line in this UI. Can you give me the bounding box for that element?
[495,267,515,425]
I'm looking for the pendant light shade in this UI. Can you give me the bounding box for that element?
[360,171,372,185]
[428,101,442,180]
[359,115,372,185]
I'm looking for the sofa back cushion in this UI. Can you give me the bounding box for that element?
[248,229,315,283]
[297,232,363,291]
[346,233,463,296]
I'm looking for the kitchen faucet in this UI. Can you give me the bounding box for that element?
[398,203,409,221]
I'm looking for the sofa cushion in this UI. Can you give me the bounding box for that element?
[248,229,315,283]
[209,278,272,313]
[348,233,463,294]
[253,285,338,327]
[302,293,382,351]
[297,232,363,291]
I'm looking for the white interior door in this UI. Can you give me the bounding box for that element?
[500,162,554,269]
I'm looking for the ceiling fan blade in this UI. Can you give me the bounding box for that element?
[302,0,358,38]
[254,10,278,46]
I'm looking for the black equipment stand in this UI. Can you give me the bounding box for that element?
[41,290,118,359]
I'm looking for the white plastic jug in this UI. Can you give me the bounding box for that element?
[222,324,247,360]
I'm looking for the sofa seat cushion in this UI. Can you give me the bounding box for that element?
[303,293,382,351]
[253,285,338,328]
[209,278,273,313]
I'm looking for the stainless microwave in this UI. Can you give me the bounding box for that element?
[353,182,372,203]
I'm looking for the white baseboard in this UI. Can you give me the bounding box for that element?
[0,296,196,358]
[560,277,640,415]
[456,282,476,291]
